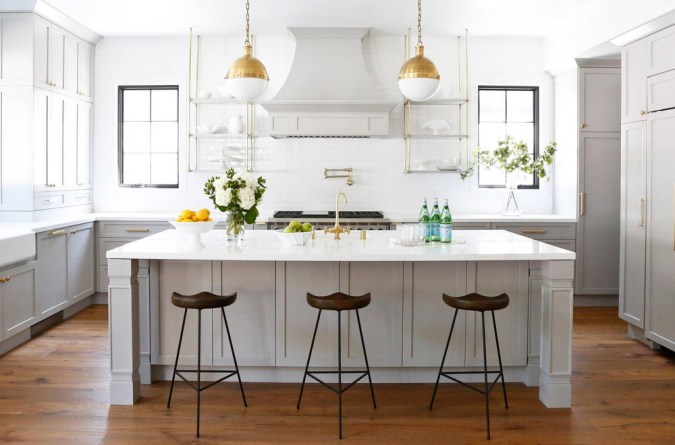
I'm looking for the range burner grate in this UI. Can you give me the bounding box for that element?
[273,211,384,219]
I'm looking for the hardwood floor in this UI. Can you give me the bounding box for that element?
[0,306,673,444]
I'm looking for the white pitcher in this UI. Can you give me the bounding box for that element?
[227,114,245,134]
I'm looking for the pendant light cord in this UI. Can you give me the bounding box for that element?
[417,0,423,46]
[245,0,251,46]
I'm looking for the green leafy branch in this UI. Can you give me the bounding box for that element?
[460,136,557,181]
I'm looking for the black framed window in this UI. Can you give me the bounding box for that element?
[477,86,539,188]
[118,85,179,187]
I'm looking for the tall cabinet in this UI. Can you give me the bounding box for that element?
[575,61,622,297]
[0,12,98,219]
[620,26,675,351]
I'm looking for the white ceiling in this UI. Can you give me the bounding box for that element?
[42,0,623,37]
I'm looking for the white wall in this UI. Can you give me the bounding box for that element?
[94,34,564,219]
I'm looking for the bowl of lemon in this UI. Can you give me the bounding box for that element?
[170,209,217,247]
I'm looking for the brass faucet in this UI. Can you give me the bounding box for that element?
[325,191,351,240]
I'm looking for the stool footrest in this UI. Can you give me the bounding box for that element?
[175,370,239,392]
[306,370,370,395]
[439,371,504,396]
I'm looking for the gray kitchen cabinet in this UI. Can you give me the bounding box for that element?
[621,39,647,123]
[0,262,36,340]
[67,223,95,302]
[576,132,621,295]
[492,222,576,250]
[578,67,621,133]
[646,25,675,76]
[619,121,647,328]
[645,109,675,350]
[36,228,69,317]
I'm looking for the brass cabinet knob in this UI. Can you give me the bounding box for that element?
[580,123,586,129]
[640,110,646,116]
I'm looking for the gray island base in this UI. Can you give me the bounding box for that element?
[107,230,575,408]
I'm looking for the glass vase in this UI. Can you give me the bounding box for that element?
[503,174,522,216]
[226,211,245,241]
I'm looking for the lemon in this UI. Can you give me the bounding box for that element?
[180,209,195,219]
[176,217,185,222]
[195,208,210,221]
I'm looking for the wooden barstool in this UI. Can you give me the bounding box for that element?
[429,292,510,440]
[166,291,247,438]
[297,292,377,439]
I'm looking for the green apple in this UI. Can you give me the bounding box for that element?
[300,222,313,232]
[283,225,298,233]
[289,220,302,231]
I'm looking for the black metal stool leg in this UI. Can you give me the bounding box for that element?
[297,309,322,409]
[222,308,247,407]
[355,309,377,409]
[481,311,490,440]
[167,308,188,409]
[491,310,508,409]
[196,309,202,438]
[430,308,459,410]
[338,310,343,440]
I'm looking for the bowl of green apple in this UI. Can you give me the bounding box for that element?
[275,220,314,246]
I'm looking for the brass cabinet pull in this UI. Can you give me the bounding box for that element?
[48,229,66,236]
[579,192,585,216]
[640,110,646,116]
[125,228,150,233]
[580,123,586,129]
[522,229,546,234]
[0,277,10,283]
[639,198,645,228]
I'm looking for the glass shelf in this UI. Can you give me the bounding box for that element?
[189,97,246,105]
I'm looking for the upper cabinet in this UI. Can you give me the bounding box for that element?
[34,15,93,101]
[646,26,675,76]
[621,40,647,123]
[0,14,34,84]
[578,68,621,132]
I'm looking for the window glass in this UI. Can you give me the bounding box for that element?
[477,86,539,188]
[119,86,179,187]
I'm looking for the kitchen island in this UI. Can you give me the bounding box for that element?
[107,229,575,409]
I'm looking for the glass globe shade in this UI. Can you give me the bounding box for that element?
[227,78,268,101]
[398,78,440,102]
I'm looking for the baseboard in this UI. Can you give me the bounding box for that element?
[30,311,64,337]
[573,294,618,307]
[92,292,108,304]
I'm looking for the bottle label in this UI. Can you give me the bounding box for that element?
[418,223,430,240]
[432,222,441,238]
[440,224,453,242]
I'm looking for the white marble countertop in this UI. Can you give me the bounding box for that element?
[107,229,575,262]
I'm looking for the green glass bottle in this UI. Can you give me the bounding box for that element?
[440,199,453,243]
[430,198,441,242]
[418,198,431,242]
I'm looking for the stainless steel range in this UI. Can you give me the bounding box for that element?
[266,211,391,230]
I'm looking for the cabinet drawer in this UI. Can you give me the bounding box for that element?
[65,190,92,205]
[99,221,170,238]
[647,26,675,76]
[33,192,64,210]
[543,239,576,252]
[453,222,491,230]
[491,222,576,240]
[647,69,675,112]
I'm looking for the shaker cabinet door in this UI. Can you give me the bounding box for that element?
[578,68,621,132]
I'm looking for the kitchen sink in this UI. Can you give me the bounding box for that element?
[0,229,36,269]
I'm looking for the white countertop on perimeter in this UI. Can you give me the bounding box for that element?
[106,229,575,262]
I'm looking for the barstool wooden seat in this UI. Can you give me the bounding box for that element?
[297,292,377,439]
[167,291,247,438]
[429,292,510,440]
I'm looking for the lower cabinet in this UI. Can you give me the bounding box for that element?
[36,222,94,318]
[0,262,37,340]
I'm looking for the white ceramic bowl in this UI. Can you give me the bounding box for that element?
[169,220,217,247]
[274,230,313,246]
[197,90,212,99]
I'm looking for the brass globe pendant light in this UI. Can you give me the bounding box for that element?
[226,0,269,101]
[398,0,440,101]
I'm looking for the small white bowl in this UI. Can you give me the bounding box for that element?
[275,230,313,246]
[197,90,212,99]
[169,220,217,247]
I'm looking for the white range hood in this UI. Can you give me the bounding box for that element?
[261,27,398,138]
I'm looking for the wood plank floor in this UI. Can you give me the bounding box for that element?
[0,306,674,444]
